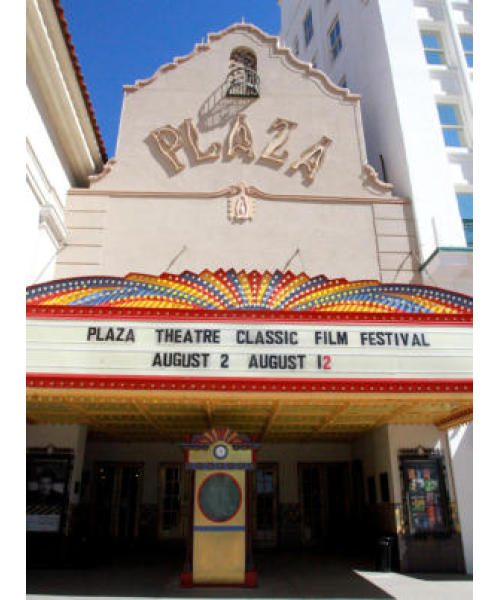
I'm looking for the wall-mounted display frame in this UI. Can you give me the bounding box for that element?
[26,448,73,534]
[400,450,451,537]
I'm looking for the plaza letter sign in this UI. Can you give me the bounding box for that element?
[26,319,472,380]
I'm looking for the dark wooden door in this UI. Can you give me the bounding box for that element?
[299,462,352,549]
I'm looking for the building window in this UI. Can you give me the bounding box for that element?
[226,48,259,97]
[457,192,473,247]
[460,34,473,67]
[338,75,347,88]
[311,56,317,69]
[420,31,445,65]
[329,17,343,60]
[437,104,465,147]
[303,9,314,46]
[293,36,300,56]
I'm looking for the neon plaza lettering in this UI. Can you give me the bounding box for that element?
[150,114,332,184]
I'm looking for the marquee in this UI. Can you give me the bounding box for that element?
[26,270,472,441]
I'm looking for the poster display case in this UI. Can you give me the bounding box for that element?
[401,455,451,536]
[26,450,73,534]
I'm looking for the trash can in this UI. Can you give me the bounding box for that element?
[376,536,395,572]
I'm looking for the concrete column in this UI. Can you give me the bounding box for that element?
[447,423,473,574]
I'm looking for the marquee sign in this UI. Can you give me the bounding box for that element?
[27,319,471,381]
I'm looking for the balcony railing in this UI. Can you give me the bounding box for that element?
[225,66,260,98]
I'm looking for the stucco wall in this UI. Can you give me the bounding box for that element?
[352,425,392,502]
[91,28,378,198]
[54,26,418,284]
[55,192,418,282]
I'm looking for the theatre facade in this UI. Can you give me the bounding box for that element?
[26,24,472,582]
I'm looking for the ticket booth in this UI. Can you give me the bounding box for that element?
[180,429,258,587]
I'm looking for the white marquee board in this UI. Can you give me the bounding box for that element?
[26,319,472,380]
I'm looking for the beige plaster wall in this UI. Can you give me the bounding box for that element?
[352,425,393,502]
[54,26,419,284]
[56,192,418,283]
[90,28,383,198]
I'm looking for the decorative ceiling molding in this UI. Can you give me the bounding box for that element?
[26,383,472,442]
[122,23,360,103]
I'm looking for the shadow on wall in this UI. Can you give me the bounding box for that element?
[197,81,256,132]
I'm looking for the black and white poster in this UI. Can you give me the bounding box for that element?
[26,454,71,533]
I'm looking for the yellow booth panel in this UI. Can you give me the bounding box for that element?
[193,530,245,584]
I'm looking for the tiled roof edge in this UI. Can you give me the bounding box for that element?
[52,0,108,163]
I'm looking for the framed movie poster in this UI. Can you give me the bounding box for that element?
[401,456,450,536]
[26,451,73,533]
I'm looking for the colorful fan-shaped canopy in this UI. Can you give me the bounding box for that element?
[26,269,472,315]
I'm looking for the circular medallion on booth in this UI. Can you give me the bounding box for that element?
[198,473,242,522]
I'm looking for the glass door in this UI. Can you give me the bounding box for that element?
[158,463,189,540]
[93,462,143,539]
[253,463,278,548]
[299,463,324,546]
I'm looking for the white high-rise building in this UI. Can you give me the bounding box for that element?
[280,0,473,297]
[281,0,473,576]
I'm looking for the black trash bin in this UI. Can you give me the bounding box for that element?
[376,536,395,571]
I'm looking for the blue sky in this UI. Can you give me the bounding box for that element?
[60,1,281,157]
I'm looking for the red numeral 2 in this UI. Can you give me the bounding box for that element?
[317,355,332,370]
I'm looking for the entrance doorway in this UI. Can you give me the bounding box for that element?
[92,462,143,539]
[158,462,191,541]
[299,462,352,550]
[252,463,279,548]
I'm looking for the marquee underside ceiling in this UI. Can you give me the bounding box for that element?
[26,389,473,442]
